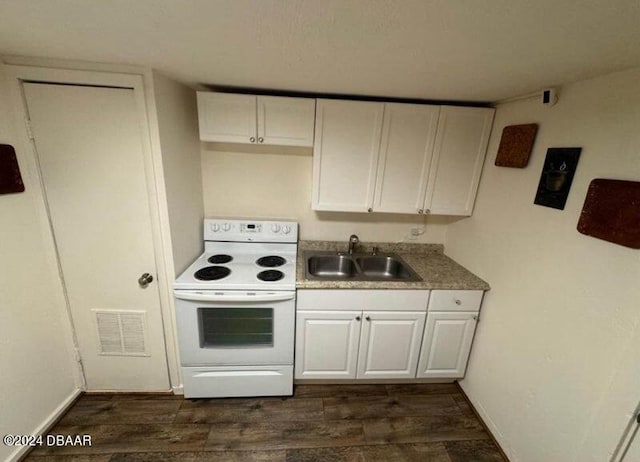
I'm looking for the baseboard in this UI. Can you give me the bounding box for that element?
[9,388,82,462]
[172,384,184,395]
[455,382,512,462]
[294,378,455,385]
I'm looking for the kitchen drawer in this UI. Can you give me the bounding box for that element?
[182,365,293,398]
[428,290,483,312]
[297,289,430,311]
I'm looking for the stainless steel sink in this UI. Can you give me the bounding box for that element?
[307,255,358,278]
[304,251,422,282]
[355,256,415,279]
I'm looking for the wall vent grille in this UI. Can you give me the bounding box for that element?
[94,310,148,356]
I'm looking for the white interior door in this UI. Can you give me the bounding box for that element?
[24,82,170,391]
[622,427,640,461]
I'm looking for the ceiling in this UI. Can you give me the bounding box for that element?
[1,0,640,102]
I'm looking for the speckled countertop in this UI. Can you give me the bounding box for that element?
[296,240,490,290]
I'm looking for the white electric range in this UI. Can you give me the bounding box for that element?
[174,218,298,398]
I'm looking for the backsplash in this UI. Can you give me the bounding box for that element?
[298,240,444,255]
[201,146,459,243]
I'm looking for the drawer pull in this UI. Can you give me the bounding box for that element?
[455,299,462,305]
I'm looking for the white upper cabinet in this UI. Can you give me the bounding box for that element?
[312,99,384,212]
[424,106,495,216]
[373,103,440,214]
[312,100,494,216]
[197,93,256,143]
[197,92,315,146]
[257,95,315,146]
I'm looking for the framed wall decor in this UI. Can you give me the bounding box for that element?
[495,123,538,168]
[577,179,640,249]
[0,144,25,194]
[533,147,581,210]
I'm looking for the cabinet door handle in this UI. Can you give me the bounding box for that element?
[472,315,478,321]
[250,137,256,143]
[258,137,264,143]
[418,209,423,214]
[365,316,371,321]
[367,208,373,213]
[355,316,361,321]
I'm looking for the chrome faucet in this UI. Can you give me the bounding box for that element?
[347,234,360,254]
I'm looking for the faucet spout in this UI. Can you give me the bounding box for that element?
[348,234,360,255]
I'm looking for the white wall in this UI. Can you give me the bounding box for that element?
[445,67,640,462]
[0,64,80,461]
[152,71,204,275]
[201,143,453,243]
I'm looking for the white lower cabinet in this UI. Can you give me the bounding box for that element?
[295,289,482,381]
[295,310,362,379]
[417,311,478,379]
[295,309,426,380]
[357,311,426,379]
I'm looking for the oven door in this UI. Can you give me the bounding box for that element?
[174,290,295,366]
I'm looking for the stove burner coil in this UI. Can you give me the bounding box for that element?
[194,266,231,281]
[208,254,233,264]
[257,270,284,282]
[256,256,286,267]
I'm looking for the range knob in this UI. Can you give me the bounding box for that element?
[222,223,231,232]
[271,224,281,233]
[211,223,220,232]
[282,225,291,234]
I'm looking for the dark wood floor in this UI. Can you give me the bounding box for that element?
[24,384,506,461]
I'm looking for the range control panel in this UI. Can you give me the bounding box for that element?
[204,218,298,243]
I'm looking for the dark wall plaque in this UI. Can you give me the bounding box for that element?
[534,147,581,210]
[577,179,640,249]
[495,123,538,168]
[0,144,25,194]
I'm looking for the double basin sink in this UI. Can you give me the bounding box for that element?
[305,251,422,282]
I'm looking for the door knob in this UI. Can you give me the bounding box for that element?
[138,273,154,288]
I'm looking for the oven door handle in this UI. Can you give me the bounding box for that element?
[173,290,295,303]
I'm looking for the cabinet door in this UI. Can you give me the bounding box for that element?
[417,311,478,379]
[424,107,494,216]
[257,96,315,147]
[197,92,256,143]
[312,99,384,212]
[357,311,426,379]
[373,104,440,214]
[295,310,362,379]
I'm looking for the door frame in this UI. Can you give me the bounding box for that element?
[3,63,180,391]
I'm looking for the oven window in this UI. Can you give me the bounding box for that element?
[198,308,274,347]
